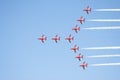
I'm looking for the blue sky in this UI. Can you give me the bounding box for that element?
[0,0,120,80]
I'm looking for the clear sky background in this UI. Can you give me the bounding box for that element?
[0,0,120,80]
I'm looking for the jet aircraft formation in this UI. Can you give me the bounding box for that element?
[38,6,91,70]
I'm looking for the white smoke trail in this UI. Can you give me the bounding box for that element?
[87,54,120,58]
[90,63,120,66]
[88,19,120,22]
[94,9,120,11]
[83,26,120,30]
[82,46,120,50]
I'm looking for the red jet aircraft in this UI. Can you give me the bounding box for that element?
[80,61,88,70]
[84,6,91,14]
[75,53,83,61]
[65,34,74,43]
[77,16,85,24]
[71,45,79,53]
[38,35,47,43]
[72,25,80,33]
[52,35,60,43]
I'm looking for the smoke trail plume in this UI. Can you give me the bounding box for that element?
[87,54,120,58]
[88,19,120,22]
[82,46,120,50]
[83,26,120,30]
[94,9,120,11]
[90,63,120,66]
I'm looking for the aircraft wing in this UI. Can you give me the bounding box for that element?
[55,40,57,43]
[42,40,44,43]
[78,58,80,61]
[87,11,89,14]
[75,30,77,33]
[69,40,71,43]
[74,50,76,53]
[83,66,85,70]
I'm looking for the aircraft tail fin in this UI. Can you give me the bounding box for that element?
[82,55,83,59]
[72,28,75,30]
[58,37,60,40]
[52,38,54,40]
[83,18,85,22]
[65,38,67,40]
[75,56,77,58]
[71,48,73,50]
[77,47,79,50]
[90,8,91,12]
[78,27,80,31]
[86,63,88,67]
[45,37,47,40]
[38,38,40,40]
[72,37,74,40]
